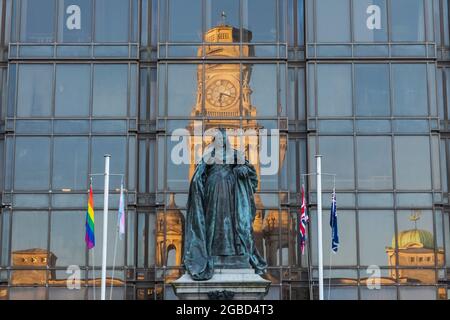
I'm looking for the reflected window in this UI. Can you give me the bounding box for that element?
[243,0,277,42]
[392,64,428,116]
[93,65,128,117]
[355,64,390,116]
[53,137,88,191]
[315,0,350,43]
[317,64,352,116]
[95,0,130,42]
[55,65,90,117]
[58,0,92,42]
[17,65,53,117]
[14,138,50,190]
[167,0,202,42]
[50,211,85,266]
[394,136,431,190]
[356,137,393,190]
[20,0,55,43]
[390,0,425,41]
[353,0,388,42]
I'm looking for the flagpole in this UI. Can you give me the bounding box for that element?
[101,154,111,301]
[316,155,324,301]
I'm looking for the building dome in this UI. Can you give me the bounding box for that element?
[392,229,434,250]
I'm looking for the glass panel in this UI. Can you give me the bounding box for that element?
[53,137,88,191]
[390,0,425,41]
[91,137,127,190]
[353,0,388,42]
[315,0,350,43]
[242,0,277,42]
[318,137,355,189]
[93,65,128,117]
[394,136,431,190]
[55,64,90,117]
[11,212,48,253]
[248,64,278,116]
[392,64,428,116]
[355,64,390,116]
[310,210,357,266]
[17,64,53,117]
[58,0,92,42]
[399,287,436,300]
[360,286,397,300]
[168,0,202,42]
[359,211,395,267]
[20,0,55,43]
[317,64,352,116]
[50,211,85,267]
[167,64,198,117]
[95,0,130,42]
[206,0,239,31]
[356,137,393,190]
[14,138,50,190]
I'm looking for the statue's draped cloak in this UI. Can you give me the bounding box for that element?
[183,152,267,280]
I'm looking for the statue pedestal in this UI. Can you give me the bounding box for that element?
[172,269,271,300]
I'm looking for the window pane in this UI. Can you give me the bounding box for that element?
[356,137,393,190]
[353,0,388,42]
[355,64,390,116]
[91,137,127,190]
[206,0,239,31]
[319,136,355,189]
[20,0,55,42]
[317,64,352,116]
[392,64,428,116]
[359,211,395,266]
[95,0,130,42]
[58,0,92,42]
[311,210,356,266]
[391,0,425,41]
[167,64,198,116]
[394,136,431,190]
[55,65,90,116]
[50,211,85,267]
[17,65,53,117]
[93,65,128,117]
[315,0,350,42]
[11,212,48,253]
[168,0,202,42]
[14,138,50,190]
[53,137,88,191]
[248,64,278,116]
[243,0,277,42]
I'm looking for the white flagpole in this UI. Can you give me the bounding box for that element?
[316,155,324,301]
[101,154,111,300]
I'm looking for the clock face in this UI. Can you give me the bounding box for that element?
[206,79,237,108]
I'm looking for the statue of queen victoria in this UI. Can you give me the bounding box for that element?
[183,129,267,281]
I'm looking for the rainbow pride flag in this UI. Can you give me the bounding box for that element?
[85,184,95,249]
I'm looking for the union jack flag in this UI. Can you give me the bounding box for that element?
[299,184,309,255]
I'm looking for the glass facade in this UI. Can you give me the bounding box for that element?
[0,0,448,300]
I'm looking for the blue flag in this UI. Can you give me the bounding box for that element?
[330,191,339,253]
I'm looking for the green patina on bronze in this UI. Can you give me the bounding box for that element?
[183,129,267,281]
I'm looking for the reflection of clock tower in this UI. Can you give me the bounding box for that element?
[190,24,257,126]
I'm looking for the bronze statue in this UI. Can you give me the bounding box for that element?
[183,129,267,280]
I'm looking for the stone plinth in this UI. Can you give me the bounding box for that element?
[172,269,270,300]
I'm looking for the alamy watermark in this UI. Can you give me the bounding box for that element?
[170,124,281,176]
